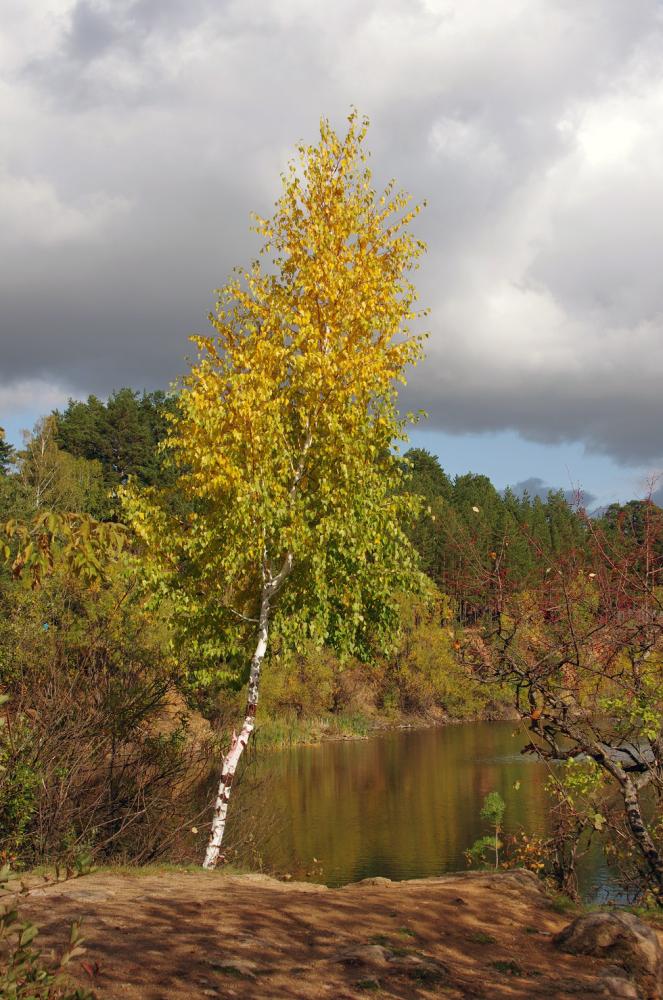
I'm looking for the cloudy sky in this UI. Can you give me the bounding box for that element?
[2,0,663,505]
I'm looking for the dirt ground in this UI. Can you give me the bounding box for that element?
[18,868,655,999]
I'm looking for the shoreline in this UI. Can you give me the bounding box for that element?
[251,704,519,752]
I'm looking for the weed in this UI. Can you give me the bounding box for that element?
[491,959,523,976]
[548,894,578,915]
[368,934,392,946]
[469,931,496,945]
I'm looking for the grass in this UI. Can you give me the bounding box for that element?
[368,934,392,947]
[95,861,211,876]
[547,893,579,915]
[250,705,472,751]
[542,892,663,928]
[210,964,252,979]
[407,966,445,984]
[626,904,663,929]
[253,711,375,750]
[491,959,523,976]
[544,895,663,931]
[469,931,496,945]
[22,860,254,882]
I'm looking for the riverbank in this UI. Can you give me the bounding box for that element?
[18,868,662,999]
[251,703,518,751]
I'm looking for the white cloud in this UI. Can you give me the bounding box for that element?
[0,168,130,247]
[0,380,73,424]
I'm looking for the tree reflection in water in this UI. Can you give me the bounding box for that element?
[217,722,617,900]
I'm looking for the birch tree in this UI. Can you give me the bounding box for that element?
[122,112,427,868]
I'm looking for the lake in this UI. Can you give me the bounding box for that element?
[223,720,617,900]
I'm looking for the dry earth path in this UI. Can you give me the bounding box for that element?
[20,869,656,999]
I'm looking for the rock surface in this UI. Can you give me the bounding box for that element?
[601,971,640,998]
[354,876,392,887]
[554,910,663,1000]
[16,869,663,999]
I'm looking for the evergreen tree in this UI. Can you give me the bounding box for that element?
[0,428,14,476]
[402,449,452,582]
[54,389,175,490]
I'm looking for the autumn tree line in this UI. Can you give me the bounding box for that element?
[0,393,604,731]
[0,113,660,904]
[2,396,660,888]
[0,390,602,604]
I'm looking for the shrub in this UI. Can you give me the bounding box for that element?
[0,566,212,867]
[0,866,93,999]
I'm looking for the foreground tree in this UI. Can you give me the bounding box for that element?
[466,501,663,903]
[123,112,427,867]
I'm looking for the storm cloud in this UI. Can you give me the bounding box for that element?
[2,0,663,466]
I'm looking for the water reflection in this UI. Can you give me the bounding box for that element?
[223,721,615,899]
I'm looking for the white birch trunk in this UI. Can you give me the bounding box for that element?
[203,553,292,869]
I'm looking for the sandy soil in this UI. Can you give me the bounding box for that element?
[18,868,653,999]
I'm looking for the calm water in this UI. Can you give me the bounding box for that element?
[224,721,616,900]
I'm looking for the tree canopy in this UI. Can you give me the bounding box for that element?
[54,389,174,492]
[124,111,428,681]
[122,111,428,865]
